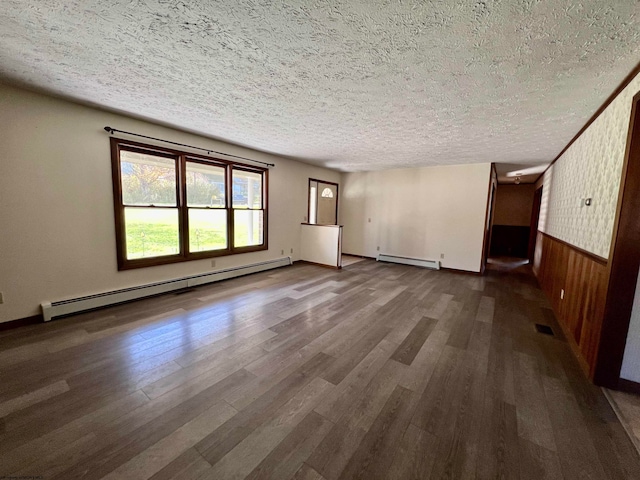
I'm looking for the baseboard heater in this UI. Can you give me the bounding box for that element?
[376,254,440,270]
[41,257,292,322]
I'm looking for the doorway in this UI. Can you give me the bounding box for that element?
[488,183,537,260]
[528,186,543,263]
[308,178,338,225]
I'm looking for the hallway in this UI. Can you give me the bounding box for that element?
[1,260,639,479]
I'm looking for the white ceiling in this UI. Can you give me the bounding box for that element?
[1,1,639,172]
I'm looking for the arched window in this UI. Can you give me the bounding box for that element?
[321,187,334,198]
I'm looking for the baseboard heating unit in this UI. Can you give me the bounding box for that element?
[41,257,292,322]
[376,254,440,270]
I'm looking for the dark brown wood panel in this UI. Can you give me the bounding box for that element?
[532,232,609,378]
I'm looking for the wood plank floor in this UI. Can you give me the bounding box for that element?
[1,259,639,479]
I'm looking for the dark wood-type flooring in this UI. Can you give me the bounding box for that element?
[1,260,639,479]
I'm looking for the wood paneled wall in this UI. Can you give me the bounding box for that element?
[533,231,609,378]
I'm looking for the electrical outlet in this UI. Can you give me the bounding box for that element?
[560,289,565,300]
[368,218,371,223]
[377,246,380,251]
[211,260,216,268]
[0,292,3,304]
[290,248,293,254]
[281,249,284,255]
[440,253,445,259]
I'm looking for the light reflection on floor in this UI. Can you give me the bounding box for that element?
[486,256,530,272]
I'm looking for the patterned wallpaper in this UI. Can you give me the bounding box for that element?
[539,73,640,259]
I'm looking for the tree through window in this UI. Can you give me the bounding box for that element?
[111,138,268,269]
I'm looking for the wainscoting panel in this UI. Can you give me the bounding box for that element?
[533,231,609,377]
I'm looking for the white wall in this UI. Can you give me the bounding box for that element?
[300,225,342,268]
[0,83,340,323]
[339,163,491,272]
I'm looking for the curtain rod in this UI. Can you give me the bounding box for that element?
[103,126,275,168]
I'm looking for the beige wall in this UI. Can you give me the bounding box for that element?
[493,184,535,226]
[0,83,340,323]
[339,163,491,272]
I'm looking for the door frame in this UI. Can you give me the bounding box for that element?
[308,178,339,226]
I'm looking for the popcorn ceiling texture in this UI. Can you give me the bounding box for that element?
[0,1,639,171]
[539,72,640,259]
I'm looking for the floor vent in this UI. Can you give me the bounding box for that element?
[41,257,292,321]
[535,324,554,336]
[376,254,440,270]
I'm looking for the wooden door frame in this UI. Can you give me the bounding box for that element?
[528,186,543,263]
[308,178,339,226]
[480,164,498,274]
[594,92,640,389]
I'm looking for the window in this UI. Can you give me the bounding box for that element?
[308,178,338,225]
[111,138,268,270]
[321,187,334,198]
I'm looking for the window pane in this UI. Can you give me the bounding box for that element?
[186,162,226,207]
[233,170,263,209]
[234,210,263,247]
[124,207,180,259]
[120,150,177,206]
[189,209,227,252]
[309,185,317,224]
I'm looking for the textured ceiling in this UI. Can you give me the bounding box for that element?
[1,1,639,172]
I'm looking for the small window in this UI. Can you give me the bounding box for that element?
[111,138,268,270]
[308,179,338,225]
[321,188,334,198]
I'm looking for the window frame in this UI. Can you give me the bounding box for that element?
[231,166,267,249]
[111,138,268,270]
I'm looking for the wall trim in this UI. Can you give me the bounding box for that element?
[342,253,376,260]
[535,60,640,184]
[441,267,482,276]
[480,163,497,274]
[617,378,640,395]
[295,260,341,270]
[538,231,608,266]
[0,314,43,330]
